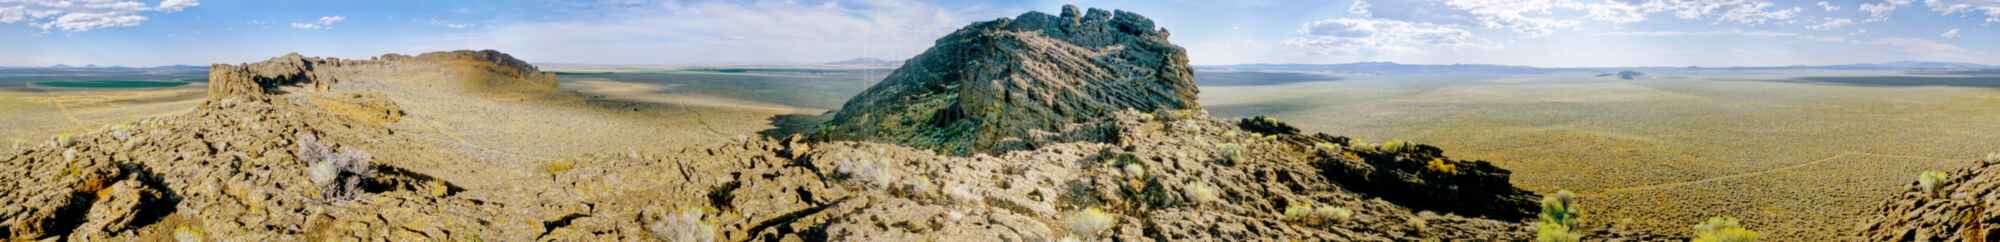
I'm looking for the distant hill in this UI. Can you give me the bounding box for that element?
[1198,61,1999,75]
[824,57,902,66]
[1202,62,1551,75]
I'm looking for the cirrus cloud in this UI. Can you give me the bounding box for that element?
[0,0,199,32]
[290,16,345,30]
[1283,18,1498,56]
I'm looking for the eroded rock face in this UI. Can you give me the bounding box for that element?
[1857,158,2000,241]
[206,50,556,101]
[816,5,1199,155]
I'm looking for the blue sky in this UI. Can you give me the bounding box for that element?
[3,0,1998,67]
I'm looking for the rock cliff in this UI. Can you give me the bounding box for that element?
[815,5,1200,155]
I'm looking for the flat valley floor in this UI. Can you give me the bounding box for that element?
[6,69,1997,240]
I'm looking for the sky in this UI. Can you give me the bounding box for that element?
[2,0,1998,67]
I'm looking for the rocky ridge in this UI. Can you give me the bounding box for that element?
[815,5,1200,155]
[207,50,557,101]
[1856,156,2000,241]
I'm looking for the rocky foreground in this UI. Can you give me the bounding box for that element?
[3,5,1994,242]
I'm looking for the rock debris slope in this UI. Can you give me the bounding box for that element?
[816,5,1200,155]
[1,50,549,240]
[1856,156,2000,241]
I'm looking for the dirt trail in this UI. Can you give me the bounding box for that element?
[1590,152,1958,195]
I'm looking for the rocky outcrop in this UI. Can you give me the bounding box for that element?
[206,50,556,101]
[1857,157,2000,241]
[206,53,353,101]
[815,5,1200,155]
[0,98,469,241]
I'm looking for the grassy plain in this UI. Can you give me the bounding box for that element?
[1201,71,2000,240]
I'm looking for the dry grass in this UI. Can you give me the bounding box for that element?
[1204,74,2000,240]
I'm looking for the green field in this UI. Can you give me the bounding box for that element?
[30,80,191,89]
[1201,72,2000,240]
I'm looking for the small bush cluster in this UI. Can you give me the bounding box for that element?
[1184,181,1220,205]
[1918,170,1948,196]
[1218,143,1247,164]
[543,159,576,174]
[1691,216,1758,242]
[297,133,375,202]
[1312,142,1340,155]
[1425,158,1458,175]
[650,208,718,242]
[52,133,75,148]
[1379,139,1413,153]
[1281,201,1352,226]
[173,224,205,242]
[1067,208,1118,241]
[1534,190,1583,242]
[835,159,897,188]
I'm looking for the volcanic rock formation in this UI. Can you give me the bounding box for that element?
[1857,157,2000,241]
[4,7,1591,242]
[815,5,1200,155]
[207,50,556,101]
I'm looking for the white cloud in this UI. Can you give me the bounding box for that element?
[1283,18,1497,56]
[1868,37,1978,61]
[290,16,345,30]
[157,0,196,12]
[1923,0,2000,23]
[1941,28,1960,38]
[1806,18,1854,30]
[1597,29,1846,42]
[1443,0,1579,36]
[1581,0,1648,25]
[428,17,472,29]
[1817,1,1840,11]
[0,0,198,32]
[1411,0,1809,36]
[1349,0,1373,17]
[1859,0,1913,22]
[44,11,145,31]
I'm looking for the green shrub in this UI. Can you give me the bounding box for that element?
[1122,163,1145,178]
[1918,170,1948,196]
[1691,216,1758,242]
[1184,181,1220,205]
[1068,208,1117,239]
[1282,203,1313,222]
[53,133,75,148]
[1219,143,1247,164]
[1425,158,1457,175]
[650,208,717,242]
[1312,205,1353,223]
[173,224,205,242]
[1312,142,1340,155]
[1380,139,1412,153]
[1534,190,1583,242]
[1280,202,1351,225]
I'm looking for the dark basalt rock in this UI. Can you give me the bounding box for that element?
[1238,116,1300,135]
[1856,158,2000,241]
[1313,138,1542,221]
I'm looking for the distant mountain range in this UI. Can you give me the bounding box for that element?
[1195,61,1998,75]
[822,57,902,67]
